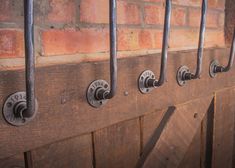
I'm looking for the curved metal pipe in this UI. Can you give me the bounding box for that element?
[155,0,171,87]
[105,0,117,99]
[24,0,36,117]
[194,0,207,78]
[86,0,117,107]
[138,0,171,94]
[2,0,37,126]
[176,0,207,86]
[210,28,235,77]
[224,29,235,72]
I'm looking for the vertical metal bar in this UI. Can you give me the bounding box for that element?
[138,0,171,93]
[23,0,35,117]
[194,0,207,78]
[106,0,117,99]
[209,28,235,77]
[224,28,235,72]
[155,0,171,86]
[176,0,207,85]
[86,0,117,107]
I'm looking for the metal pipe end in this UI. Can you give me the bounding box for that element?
[3,92,38,126]
[138,70,156,94]
[209,60,219,78]
[87,80,110,108]
[176,66,190,86]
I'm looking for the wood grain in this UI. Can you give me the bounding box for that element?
[29,134,93,168]
[0,48,234,158]
[142,96,213,168]
[93,118,140,168]
[178,125,201,168]
[212,88,235,168]
[0,154,25,168]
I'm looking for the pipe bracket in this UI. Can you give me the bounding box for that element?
[3,92,38,126]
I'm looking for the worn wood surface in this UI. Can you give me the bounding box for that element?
[212,88,235,168]
[0,48,234,158]
[178,127,202,168]
[29,134,93,168]
[0,154,25,168]
[142,96,213,168]
[93,118,140,168]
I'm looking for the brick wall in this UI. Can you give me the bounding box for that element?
[0,0,226,69]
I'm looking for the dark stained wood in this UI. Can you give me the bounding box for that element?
[0,48,234,158]
[142,96,213,168]
[212,88,235,168]
[0,154,25,168]
[93,118,140,168]
[29,134,93,168]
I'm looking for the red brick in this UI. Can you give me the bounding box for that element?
[218,13,225,27]
[42,28,109,56]
[172,0,201,6]
[144,5,164,25]
[0,0,12,21]
[80,0,108,24]
[118,29,140,51]
[171,7,187,26]
[169,29,198,49]
[117,1,141,25]
[80,0,140,24]
[189,9,219,28]
[208,0,225,9]
[205,30,225,47]
[0,30,24,58]
[0,0,22,22]
[143,0,162,3]
[139,30,154,49]
[170,29,225,49]
[47,0,76,24]
[139,29,163,49]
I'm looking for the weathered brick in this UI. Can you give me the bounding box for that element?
[0,30,24,58]
[189,9,219,28]
[80,0,140,24]
[117,1,141,25]
[42,28,109,56]
[205,30,225,47]
[0,0,23,23]
[171,7,187,26]
[169,29,198,48]
[172,0,201,6]
[170,29,225,49]
[47,0,76,24]
[118,29,140,51]
[144,5,164,25]
[0,0,12,21]
[208,0,225,9]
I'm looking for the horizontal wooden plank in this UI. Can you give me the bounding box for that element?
[30,134,93,168]
[0,154,25,168]
[0,48,234,158]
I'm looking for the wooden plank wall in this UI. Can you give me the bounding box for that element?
[1,48,235,168]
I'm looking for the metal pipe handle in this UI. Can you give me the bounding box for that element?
[87,0,117,108]
[138,0,172,94]
[3,0,37,126]
[209,28,235,78]
[176,0,207,86]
